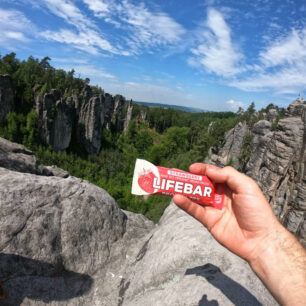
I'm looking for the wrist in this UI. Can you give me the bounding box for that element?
[248,221,286,269]
[249,223,306,305]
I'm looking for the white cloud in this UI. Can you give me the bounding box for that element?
[83,0,186,53]
[41,28,117,55]
[189,8,244,78]
[121,0,185,48]
[226,99,246,111]
[29,0,123,55]
[259,28,306,67]
[58,64,116,80]
[76,65,116,79]
[35,0,185,56]
[51,57,89,64]
[230,63,306,94]
[0,9,34,47]
[231,27,306,94]
[83,0,109,17]
[42,0,94,30]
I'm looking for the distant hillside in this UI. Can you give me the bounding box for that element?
[134,101,210,113]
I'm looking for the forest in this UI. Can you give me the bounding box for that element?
[0,53,283,222]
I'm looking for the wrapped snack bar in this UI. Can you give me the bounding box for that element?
[132,159,225,209]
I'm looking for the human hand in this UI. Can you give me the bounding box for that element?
[173,163,280,263]
[174,163,306,305]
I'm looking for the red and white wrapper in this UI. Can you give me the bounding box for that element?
[132,159,225,209]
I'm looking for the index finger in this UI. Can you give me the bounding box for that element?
[173,194,224,231]
[189,163,257,194]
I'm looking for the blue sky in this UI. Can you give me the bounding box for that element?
[0,0,305,111]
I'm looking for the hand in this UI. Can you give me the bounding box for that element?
[173,163,279,263]
[173,163,306,305]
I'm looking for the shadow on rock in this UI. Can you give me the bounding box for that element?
[198,294,219,306]
[185,263,262,306]
[0,253,93,305]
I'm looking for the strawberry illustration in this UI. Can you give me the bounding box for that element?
[138,171,156,194]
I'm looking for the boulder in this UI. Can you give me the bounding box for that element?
[0,74,14,123]
[0,164,154,305]
[0,137,52,176]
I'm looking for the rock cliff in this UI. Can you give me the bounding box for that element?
[35,89,134,154]
[0,74,146,154]
[36,89,76,152]
[0,138,276,305]
[0,75,14,123]
[208,121,249,169]
[206,99,306,246]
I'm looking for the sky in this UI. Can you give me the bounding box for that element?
[0,0,306,111]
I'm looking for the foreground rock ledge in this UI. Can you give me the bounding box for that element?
[0,139,276,305]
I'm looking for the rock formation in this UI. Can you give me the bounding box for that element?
[0,138,276,305]
[78,95,104,154]
[35,89,76,152]
[206,99,306,246]
[35,89,134,154]
[207,121,249,168]
[0,137,51,176]
[0,75,14,123]
[0,74,141,154]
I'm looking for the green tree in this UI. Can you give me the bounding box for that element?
[24,110,39,148]
[134,130,153,155]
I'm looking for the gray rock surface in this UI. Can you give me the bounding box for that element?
[124,102,133,131]
[120,203,276,306]
[36,90,76,151]
[251,120,272,147]
[52,98,76,151]
[45,165,70,178]
[77,94,133,153]
[0,137,72,178]
[78,95,104,154]
[34,88,134,154]
[0,165,155,305]
[205,121,249,168]
[0,137,52,176]
[267,108,278,123]
[111,95,132,132]
[0,75,14,123]
[246,100,306,245]
[206,99,306,246]
[0,139,276,305]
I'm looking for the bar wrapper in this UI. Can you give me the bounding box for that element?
[132,159,225,209]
